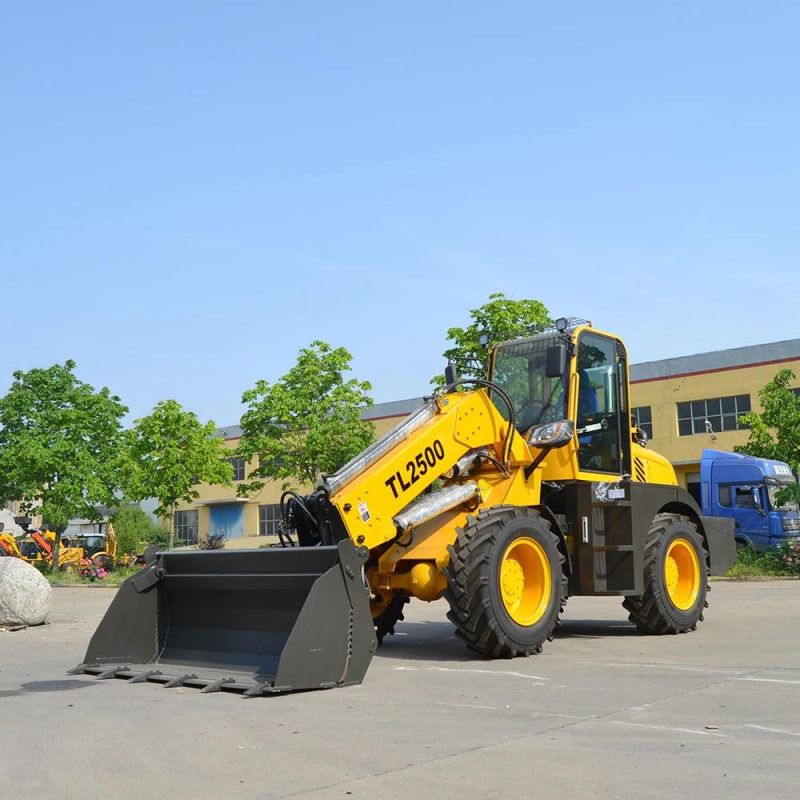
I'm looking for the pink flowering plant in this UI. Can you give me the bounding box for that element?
[80,563,108,582]
[780,540,800,575]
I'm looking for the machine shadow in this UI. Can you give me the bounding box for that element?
[554,618,638,638]
[375,617,639,662]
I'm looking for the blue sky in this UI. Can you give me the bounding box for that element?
[2,2,798,426]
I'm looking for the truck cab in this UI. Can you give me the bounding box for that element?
[700,449,800,552]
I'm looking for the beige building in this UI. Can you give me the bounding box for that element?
[629,337,800,501]
[174,337,800,545]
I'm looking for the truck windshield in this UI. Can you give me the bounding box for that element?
[491,337,566,431]
[767,483,799,512]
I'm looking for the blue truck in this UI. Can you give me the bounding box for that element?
[699,449,800,552]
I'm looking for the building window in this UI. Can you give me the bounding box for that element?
[174,509,199,545]
[259,504,282,536]
[632,406,653,439]
[676,394,751,436]
[226,456,245,481]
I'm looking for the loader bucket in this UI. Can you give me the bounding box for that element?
[70,539,377,696]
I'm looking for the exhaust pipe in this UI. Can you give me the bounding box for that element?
[393,482,480,533]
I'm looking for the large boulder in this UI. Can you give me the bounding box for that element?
[0,557,51,627]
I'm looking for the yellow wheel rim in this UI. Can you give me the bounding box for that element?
[499,536,552,626]
[664,538,701,610]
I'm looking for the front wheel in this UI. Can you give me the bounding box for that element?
[371,591,409,644]
[623,513,709,634]
[444,507,566,657]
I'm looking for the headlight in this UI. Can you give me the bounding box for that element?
[528,419,575,449]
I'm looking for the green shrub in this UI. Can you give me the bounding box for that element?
[725,543,800,578]
[112,504,168,555]
[142,524,170,551]
[198,532,226,550]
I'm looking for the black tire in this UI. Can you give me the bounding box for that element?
[623,513,709,635]
[444,507,566,658]
[372,592,409,644]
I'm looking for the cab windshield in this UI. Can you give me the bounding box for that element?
[19,541,40,558]
[767,482,799,512]
[491,337,566,431]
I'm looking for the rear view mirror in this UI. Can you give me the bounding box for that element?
[752,487,766,515]
[545,344,568,378]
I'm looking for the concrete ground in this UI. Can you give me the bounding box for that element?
[1,581,798,800]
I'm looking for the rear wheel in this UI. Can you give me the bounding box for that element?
[444,507,566,657]
[92,553,113,570]
[623,513,709,634]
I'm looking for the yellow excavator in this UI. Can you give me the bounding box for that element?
[24,530,88,572]
[62,523,120,569]
[1,526,86,571]
[73,319,735,694]
[0,531,23,558]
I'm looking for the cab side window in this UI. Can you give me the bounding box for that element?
[734,486,758,509]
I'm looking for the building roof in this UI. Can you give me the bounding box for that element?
[630,338,800,383]
[216,424,243,440]
[215,397,426,440]
[361,397,425,420]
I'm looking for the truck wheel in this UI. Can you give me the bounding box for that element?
[92,553,113,570]
[623,513,709,635]
[444,507,566,658]
[371,592,409,644]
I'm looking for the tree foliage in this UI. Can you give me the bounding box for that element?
[124,400,233,544]
[0,361,128,568]
[432,292,551,385]
[735,369,800,506]
[237,340,375,492]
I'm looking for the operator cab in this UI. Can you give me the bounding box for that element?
[489,319,632,478]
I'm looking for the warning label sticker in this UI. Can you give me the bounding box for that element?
[358,501,371,523]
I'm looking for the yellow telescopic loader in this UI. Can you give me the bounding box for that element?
[73,319,735,695]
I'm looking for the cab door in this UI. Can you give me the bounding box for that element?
[729,484,770,549]
[574,330,631,477]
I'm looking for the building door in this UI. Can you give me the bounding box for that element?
[209,504,244,539]
[686,472,701,506]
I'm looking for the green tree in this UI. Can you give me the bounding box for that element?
[124,400,234,547]
[735,369,800,507]
[237,340,375,493]
[111,503,168,556]
[432,292,551,386]
[0,361,128,570]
